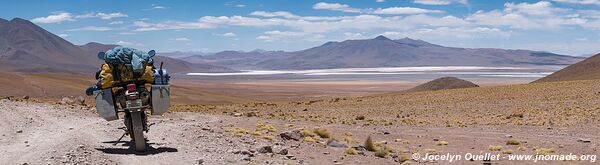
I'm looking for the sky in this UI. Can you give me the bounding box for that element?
[1,0,600,56]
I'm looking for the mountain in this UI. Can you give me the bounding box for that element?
[187,35,582,70]
[0,18,230,74]
[0,18,98,73]
[183,50,287,69]
[533,53,600,83]
[406,77,479,92]
[256,36,582,70]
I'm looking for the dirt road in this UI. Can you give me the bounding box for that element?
[1,99,599,165]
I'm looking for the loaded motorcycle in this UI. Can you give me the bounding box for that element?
[92,51,170,152]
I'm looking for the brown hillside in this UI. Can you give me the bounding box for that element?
[534,53,600,83]
[406,77,479,92]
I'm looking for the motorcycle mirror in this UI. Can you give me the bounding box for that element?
[97,52,106,60]
[148,50,156,58]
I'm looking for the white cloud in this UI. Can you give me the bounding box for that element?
[133,20,214,31]
[235,4,247,7]
[31,12,74,24]
[171,37,191,41]
[552,0,600,5]
[109,21,124,25]
[376,0,386,2]
[76,12,128,20]
[57,34,69,38]
[343,32,368,39]
[223,32,237,37]
[250,11,299,19]
[118,32,136,35]
[257,31,325,42]
[116,41,144,46]
[313,2,362,13]
[67,26,120,31]
[466,1,587,29]
[144,4,167,10]
[373,7,444,14]
[413,0,468,5]
[116,41,133,45]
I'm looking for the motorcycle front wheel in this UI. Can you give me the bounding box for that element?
[130,111,147,152]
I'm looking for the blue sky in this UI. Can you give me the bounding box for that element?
[2,0,600,56]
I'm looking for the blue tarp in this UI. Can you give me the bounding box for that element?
[103,46,154,72]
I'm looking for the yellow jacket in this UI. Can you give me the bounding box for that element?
[98,63,154,89]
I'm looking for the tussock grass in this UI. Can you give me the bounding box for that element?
[399,154,411,163]
[256,122,277,132]
[343,132,353,136]
[313,127,331,138]
[506,139,521,145]
[345,147,358,155]
[534,147,555,155]
[303,136,316,142]
[502,149,513,154]
[437,140,449,146]
[375,149,389,158]
[364,135,377,151]
[488,145,504,151]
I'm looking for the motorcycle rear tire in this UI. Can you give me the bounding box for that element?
[130,111,147,152]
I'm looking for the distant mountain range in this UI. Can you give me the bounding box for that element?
[0,17,585,74]
[184,35,583,70]
[0,18,230,74]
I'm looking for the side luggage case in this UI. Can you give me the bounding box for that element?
[94,89,118,121]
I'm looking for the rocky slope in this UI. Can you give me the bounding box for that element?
[534,53,600,83]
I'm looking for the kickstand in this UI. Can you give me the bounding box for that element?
[145,123,155,132]
[113,132,127,146]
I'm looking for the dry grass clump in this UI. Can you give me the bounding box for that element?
[502,149,513,154]
[488,145,504,151]
[343,132,353,136]
[375,149,389,158]
[364,135,377,151]
[341,137,359,144]
[437,140,449,146]
[313,127,331,138]
[506,139,521,145]
[256,122,277,132]
[345,147,358,155]
[298,128,319,138]
[303,136,316,142]
[399,154,411,163]
[534,147,555,155]
[355,115,365,120]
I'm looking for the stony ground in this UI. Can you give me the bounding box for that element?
[1,98,599,165]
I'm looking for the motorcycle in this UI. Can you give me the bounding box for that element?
[94,67,170,152]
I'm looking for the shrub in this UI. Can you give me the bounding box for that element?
[399,154,411,163]
[344,132,353,136]
[356,115,366,120]
[488,145,503,151]
[256,122,277,132]
[314,127,331,138]
[535,148,555,155]
[502,149,513,154]
[437,141,449,146]
[506,139,521,145]
[375,149,389,158]
[345,147,358,155]
[303,137,316,142]
[364,135,377,151]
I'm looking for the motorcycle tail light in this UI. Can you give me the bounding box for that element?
[127,84,136,92]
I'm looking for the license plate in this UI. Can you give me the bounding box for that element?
[126,99,142,110]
